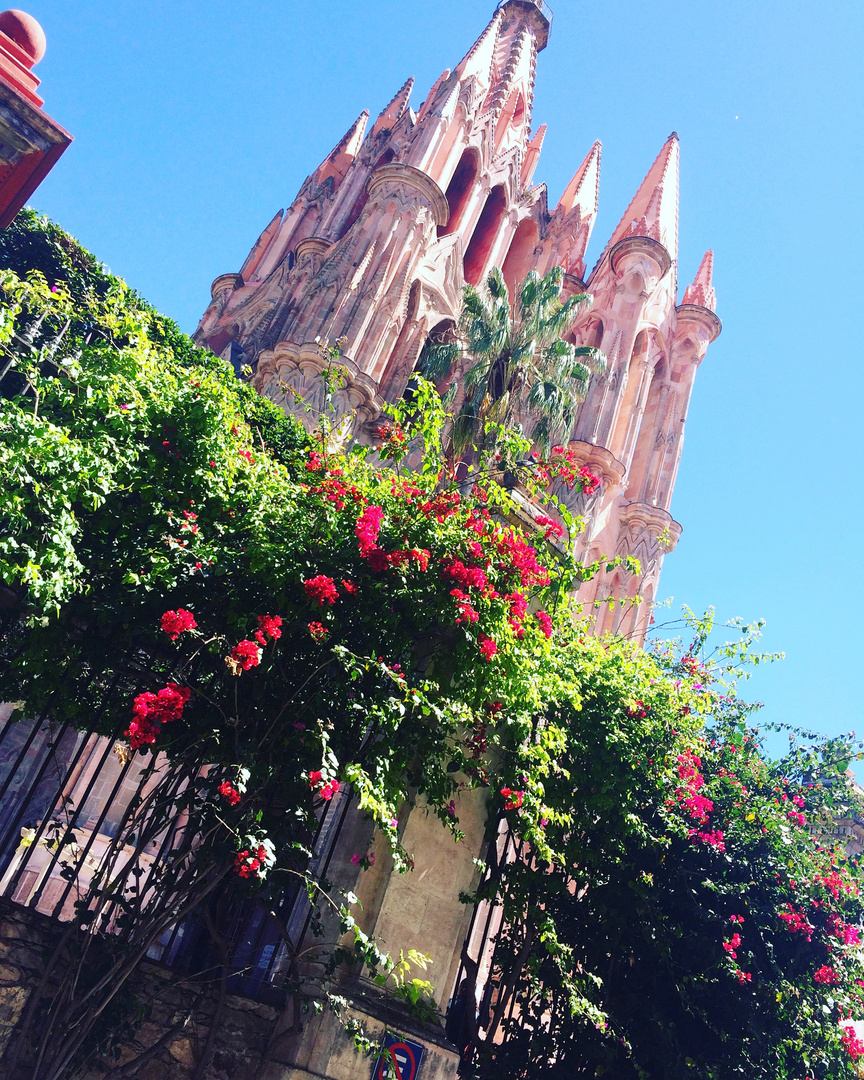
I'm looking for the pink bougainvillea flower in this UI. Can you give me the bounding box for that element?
[304,574,340,606]
[478,635,497,661]
[842,1025,864,1060]
[813,965,840,985]
[160,608,197,641]
[535,611,553,639]
[355,505,385,557]
[536,515,564,540]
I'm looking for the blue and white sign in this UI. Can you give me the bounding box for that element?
[371,1033,426,1080]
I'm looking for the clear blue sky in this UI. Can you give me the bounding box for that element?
[21,0,864,762]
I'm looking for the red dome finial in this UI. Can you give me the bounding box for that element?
[0,10,46,67]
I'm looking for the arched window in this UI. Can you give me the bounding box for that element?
[463,185,507,286]
[501,218,539,301]
[439,149,480,239]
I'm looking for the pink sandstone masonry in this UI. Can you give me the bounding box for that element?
[195,0,721,641]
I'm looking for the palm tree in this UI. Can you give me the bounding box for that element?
[420,266,606,466]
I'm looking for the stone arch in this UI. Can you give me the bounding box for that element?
[464,185,507,286]
[501,217,540,301]
[439,148,480,239]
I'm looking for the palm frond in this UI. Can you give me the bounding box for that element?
[418,340,460,382]
[572,345,607,374]
[449,401,479,460]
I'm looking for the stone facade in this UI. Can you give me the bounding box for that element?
[194,0,720,644]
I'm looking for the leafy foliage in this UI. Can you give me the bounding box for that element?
[421,266,606,460]
[1,214,862,1080]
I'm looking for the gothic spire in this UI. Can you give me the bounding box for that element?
[602,132,679,261]
[520,123,546,186]
[239,208,284,280]
[454,9,503,89]
[315,110,369,185]
[371,76,414,137]
[558,139,602,218]
[682,250,716,311]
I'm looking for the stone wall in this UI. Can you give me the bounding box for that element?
[0,898,458,1080]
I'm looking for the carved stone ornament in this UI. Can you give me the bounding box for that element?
[253,340,384,444]
[610,235,672,281]
[366,162,450,228]
[617,500,682,567]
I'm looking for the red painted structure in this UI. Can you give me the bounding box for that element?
[0,9,71,229]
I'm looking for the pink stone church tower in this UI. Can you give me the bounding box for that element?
[195,0,720,639]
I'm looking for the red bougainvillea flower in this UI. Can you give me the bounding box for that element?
[478,635,497,661]
[813,965,840,985]
[126,683,190,750]
[341,579,358,594]
[304,574,339,606]
[535,611,553,639]
[308,770,340,801]
[308,621,328,643]
[218,781,241,806]
[225,639,261,675]
[160,608,197,641]
[408,548,430,571]
[578,465,600,495]
[233,840,273,879]
[256,614,282,641]
[501,787,524,810]
[451,588,479,624]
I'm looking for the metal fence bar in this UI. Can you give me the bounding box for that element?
[11,730,93,909]
[49,745,135,919]
[0,720,75,885]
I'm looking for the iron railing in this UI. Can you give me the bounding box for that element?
[0,710,344,1003]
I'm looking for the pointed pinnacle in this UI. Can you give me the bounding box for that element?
[521,123,547,187]
[682,250,716,311]
[315,110,369,186]
[455,9,502,85]
[558,140,602,217]
[603,133,679,260]
[372,76,415,136]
